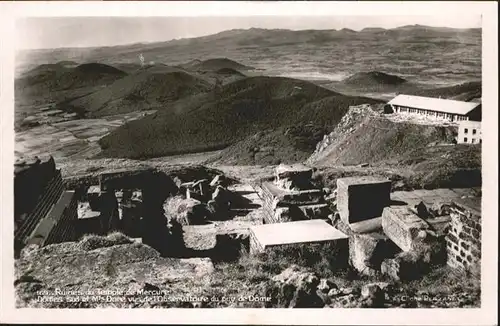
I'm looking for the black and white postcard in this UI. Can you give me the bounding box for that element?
[0,1,497,325]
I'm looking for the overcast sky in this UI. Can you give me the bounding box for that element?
[16,15,482,50]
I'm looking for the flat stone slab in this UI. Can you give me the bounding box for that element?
[249,219,348,253]
[382,206,429,252]
[337,177,391,224]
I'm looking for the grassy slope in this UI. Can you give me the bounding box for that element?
[65,70,213,117]
[98,76,383,159]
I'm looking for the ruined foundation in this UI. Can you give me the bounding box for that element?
[258,164,330,223]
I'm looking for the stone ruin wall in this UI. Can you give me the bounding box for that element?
[258,183,281,223]
[446,202,482,277]
[28,191,79,247]
[14,156,64,252]
[46,192,79,245]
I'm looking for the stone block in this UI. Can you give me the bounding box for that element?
[349,232,400,276]
[275,164,313,191]
[337,177,391,224]
[382,206,429,252]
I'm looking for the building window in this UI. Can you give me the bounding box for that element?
[464,128,468,134]
[473,129,477,135]
[471,138,476,144]
[480,139,482,144]
[464,137,468,143]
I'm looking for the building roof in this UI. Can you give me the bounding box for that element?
[388,95,480,115]
[250,219,348,248]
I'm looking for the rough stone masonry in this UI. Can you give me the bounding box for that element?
[446,199,481,277]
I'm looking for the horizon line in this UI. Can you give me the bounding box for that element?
[16,23,482,52]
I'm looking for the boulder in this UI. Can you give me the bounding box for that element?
[265,265,325,308]
[349,232,399,276]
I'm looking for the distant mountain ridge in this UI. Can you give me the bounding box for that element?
[16,25,481,75]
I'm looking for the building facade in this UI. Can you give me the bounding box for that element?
[457,121,482,144]
[387,94,481,122]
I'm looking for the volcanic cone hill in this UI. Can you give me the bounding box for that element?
[98,76,383,159]
[17,62,127,92]
[16,62,128,107]
[343,71,408,87]
[64,70,212,117]
[182,58,254,72]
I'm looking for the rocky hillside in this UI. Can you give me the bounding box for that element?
[307,105,481,189]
